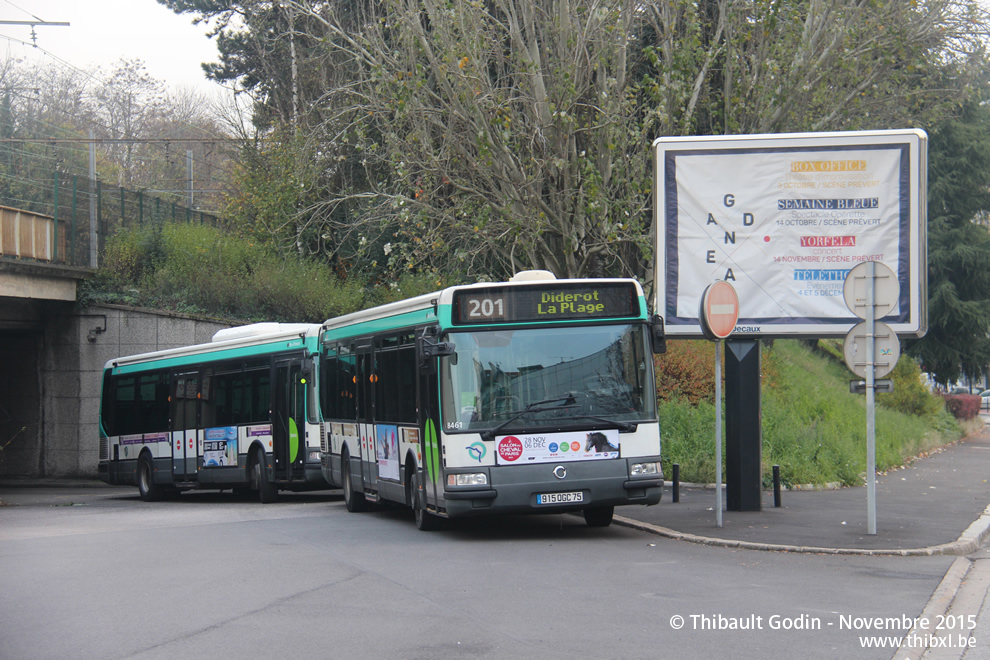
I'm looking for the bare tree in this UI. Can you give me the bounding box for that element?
[292,0,655,280]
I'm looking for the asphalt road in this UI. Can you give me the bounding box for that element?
[0,485,969,659]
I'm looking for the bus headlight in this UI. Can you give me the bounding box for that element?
[447,473,488,487]
[308,451,321,462]
[630,462,660,476]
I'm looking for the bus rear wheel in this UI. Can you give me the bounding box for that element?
[583,505,614,528]
[342,450,367,512]
[137,453,164,502]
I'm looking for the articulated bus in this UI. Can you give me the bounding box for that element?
[320,271,667,529]
[98,323,329,502]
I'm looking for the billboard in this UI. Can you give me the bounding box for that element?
[653,130,927,338]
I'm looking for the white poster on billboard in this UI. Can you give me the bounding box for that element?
[654,130,927,338]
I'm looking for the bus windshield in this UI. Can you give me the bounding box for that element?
[440,324,656,434]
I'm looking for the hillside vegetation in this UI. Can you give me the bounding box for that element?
[657,340,966,487]
[81,223,446,322]
[86,222,971,487]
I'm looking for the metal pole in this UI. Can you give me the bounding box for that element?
[88,129,97,267]
[672,464,680,503]
[186,149,194,208]
[71,175,77,264]
[52,171,59,262]
[773,465,781,508]
[97,179,103,258]
[866,260,877,535]
[715,339,723,528]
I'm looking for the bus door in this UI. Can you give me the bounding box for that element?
[355,340,377,489]
[417,349,442,509]
[273,357,306,482]
[171,370,199,481]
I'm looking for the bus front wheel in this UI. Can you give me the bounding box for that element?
[411,471,442,531]
[341,451,367,512]
[137,453,164,502]
[583,505,614,528]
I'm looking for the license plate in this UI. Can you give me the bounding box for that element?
[537,491,584,505]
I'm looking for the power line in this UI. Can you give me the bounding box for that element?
[0,137,242,144]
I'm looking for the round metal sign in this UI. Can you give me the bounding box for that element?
[843,261,899,321]
[700,281,739,340]
[842,320,901,379]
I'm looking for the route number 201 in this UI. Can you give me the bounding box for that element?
[467,297,505,318]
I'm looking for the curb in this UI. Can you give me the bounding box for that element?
[894,556,972,660]
[613,503,990,557]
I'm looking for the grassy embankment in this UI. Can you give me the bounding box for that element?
[657,339,972,487]
[81,222,442,322]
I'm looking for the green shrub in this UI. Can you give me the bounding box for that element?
[877,355,944,418]
[659,339,961,487]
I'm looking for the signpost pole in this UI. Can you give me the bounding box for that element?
[865,261,877,535]
[701,280,737,528]
[715,339,723,528]
[843,260,900,536]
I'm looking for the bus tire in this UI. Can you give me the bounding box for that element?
[583,505,614,528]
[341,450,367,512]
[412,471,442,531]
[253,449,278,504]
[137,453,164,502]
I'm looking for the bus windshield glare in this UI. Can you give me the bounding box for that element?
[440,324,656,434]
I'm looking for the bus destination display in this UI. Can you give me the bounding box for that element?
[452,282,639,324]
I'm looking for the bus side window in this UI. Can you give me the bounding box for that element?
[335,347,356,421]
[253,369,271,423]
[213,371,235,427]
[320,352,338,420]
[113,375,136,435]
[138,372,169,433]
[396,344,416,423]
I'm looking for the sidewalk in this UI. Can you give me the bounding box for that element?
[617,418,990,556]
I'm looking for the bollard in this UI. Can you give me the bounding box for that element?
[773,465,781,508]
[672,463,680,503]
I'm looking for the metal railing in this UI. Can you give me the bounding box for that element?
[0,170,221,269]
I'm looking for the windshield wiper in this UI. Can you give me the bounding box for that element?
[561,414,636,433]
[480,396,576,441]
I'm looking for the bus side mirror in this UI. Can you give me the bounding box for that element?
[649,315,667,354]
[418,334,456,370]
[422,341,456,360]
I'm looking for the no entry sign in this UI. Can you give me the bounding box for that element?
[701,281,739,340]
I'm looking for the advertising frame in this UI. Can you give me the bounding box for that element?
[653,129,927,338]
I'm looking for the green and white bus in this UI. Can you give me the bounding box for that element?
[98,323,329,502]
[320,271,666,529]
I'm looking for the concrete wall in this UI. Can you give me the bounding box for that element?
[0,304,232,478]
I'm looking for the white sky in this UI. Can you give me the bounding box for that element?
[0,0,223,95]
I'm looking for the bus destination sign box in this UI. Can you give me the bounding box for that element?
[452,282,639,325]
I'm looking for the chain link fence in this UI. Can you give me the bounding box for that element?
[0,169,222,269]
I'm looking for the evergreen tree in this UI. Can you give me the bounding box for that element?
[908,99,990,386]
